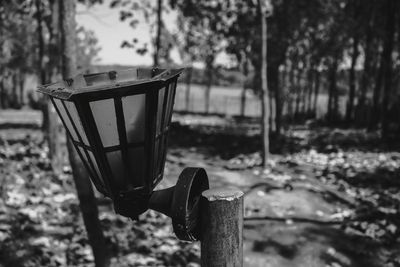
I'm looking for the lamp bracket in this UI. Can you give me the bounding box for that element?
[149,167,209,241]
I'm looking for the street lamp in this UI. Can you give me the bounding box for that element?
[38,68,209,241]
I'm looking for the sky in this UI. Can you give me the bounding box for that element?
[76,0,180,66]
[76,0,231,68]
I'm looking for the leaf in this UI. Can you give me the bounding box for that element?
[129,19,139,28]
[109,0,120,8]
[119,11,133,21]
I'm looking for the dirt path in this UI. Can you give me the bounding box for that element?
[158,146,386,266]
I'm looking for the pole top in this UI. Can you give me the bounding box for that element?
[202,188,244,202]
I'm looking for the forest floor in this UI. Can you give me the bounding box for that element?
[1,110,400,266]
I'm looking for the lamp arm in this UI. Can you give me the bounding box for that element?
[148,167,209,241]
[148,186,174,217]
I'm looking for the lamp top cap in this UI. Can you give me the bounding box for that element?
[37,68,184,100]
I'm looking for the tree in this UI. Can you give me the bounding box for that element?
[172,1,223,114]
[327,56,339,122]
[346,35,359,122]
[357,0,375,125]
[345,0,361,122]
[154,0,162,66]
[0,1,37,109]
[34,0,62,173]
[239,49,250,117]
[258,0,271,167]
[174,17,194,110]
[59,0,110,266]
[380,0,396,137]
[312,66,321,116]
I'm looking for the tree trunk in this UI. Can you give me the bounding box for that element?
[36,0,46,86]
[0,21,4,109]
[240,86,246,117]
[19,73,24,106]
[37,0,61,171]
[153,0,162,67]
[306,66,314,115]
[295,68,302,119]
[358,6,374,109]
[280,63,288,119]
[271,65,281,134]
[48,0,63,172]
[204,61,213,114]
[333,67,339,120]
[258,0,270,167]
[48,0,61,78]
[204,83,211,114]
[287,63,295,121]
[313,69,321,117]
[59,1,110,266]
[346,37,359,122]
[240,54,248,117]
[269,89,275,132]
[370,46,384,129]
[36,0,49,129]
[327,57,338,122]
[381,0,396,137]
[185,66,192,111]
[0,72,4,109]
[11,70,19,108]
[300,69,307,116]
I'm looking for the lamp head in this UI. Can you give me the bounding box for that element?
[38,68,184,217]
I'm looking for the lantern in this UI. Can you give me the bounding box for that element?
[38,68,209,241]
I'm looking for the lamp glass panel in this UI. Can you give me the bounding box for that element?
[106,151,125,188]
[128,147,145,187]
[90,99,119,147]
[87,151,103,184]
[156,87,166,134]
[164,82,176,129]
[122,94,145,143]
[154,138,160,172]
[158,136,167,175]
[78,146,103,186]
[53,99,78,141]
[64,101,90,145]
[77,147,92,174]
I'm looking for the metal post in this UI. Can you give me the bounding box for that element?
[200,188,244,267]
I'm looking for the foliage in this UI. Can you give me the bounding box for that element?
[0,1,37,73]
[168,0,400,134]
[110,0,175,65]
[76,26,102,72]
[0,0,101,109]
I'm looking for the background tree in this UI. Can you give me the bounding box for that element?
[0,1,36,109]
[59,0,110,266]
[257,0,271,166]
[172,1,224,114]
[380,0,396,137]
[174,14,198,110]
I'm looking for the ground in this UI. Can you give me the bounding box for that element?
[0,109,400,267]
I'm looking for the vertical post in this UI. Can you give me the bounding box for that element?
[201,188,244,267]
